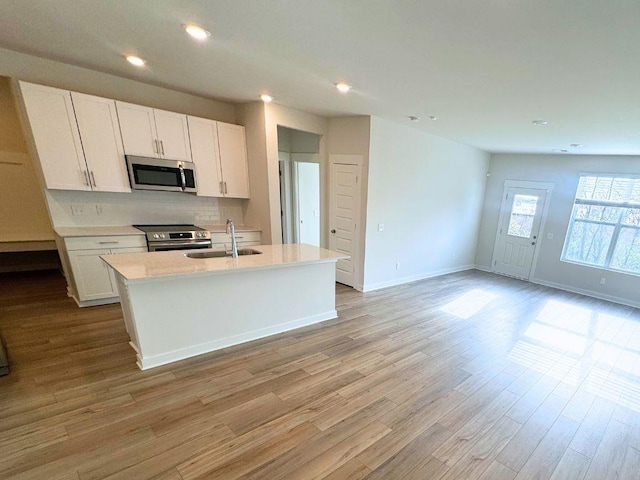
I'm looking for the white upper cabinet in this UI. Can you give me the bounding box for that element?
[154,110,192,162]
[187,117,250,199]
[188,116,223,197]
[116,102,191,161]
[115,102,159,158]
[18,82,90,191]
[71,93,130,193]
[217,122,250,199]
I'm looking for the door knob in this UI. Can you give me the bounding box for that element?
[331,229,336,234]
[531,242,536,245]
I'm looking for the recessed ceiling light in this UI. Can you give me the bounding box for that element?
[183,24,211,40]
[408,116,420,122]
[532,120,548,126]
[125,55,146,67]
[335,82,352,93]
[570,143,583,148]
[260,94,273,103]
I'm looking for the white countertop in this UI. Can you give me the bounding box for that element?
[101,244,348,282]
[54,226,144,237]
[54,224,260,238]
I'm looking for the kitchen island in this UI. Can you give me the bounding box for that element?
[101,244,348,370]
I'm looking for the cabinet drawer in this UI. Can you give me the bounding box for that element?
[209,231,261,244]
[65,235,147,251]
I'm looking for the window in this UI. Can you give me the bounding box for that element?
[562,175,640,275]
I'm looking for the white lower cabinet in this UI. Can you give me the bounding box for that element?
[61,235,147,306]
[210,231,262,251]
[69,248,117,301]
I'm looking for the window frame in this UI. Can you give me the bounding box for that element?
[561,174,640,276]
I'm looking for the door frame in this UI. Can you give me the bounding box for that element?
[329,154,364,289]
[491,180,554,281]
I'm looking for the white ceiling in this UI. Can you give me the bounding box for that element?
[1,0,640,155]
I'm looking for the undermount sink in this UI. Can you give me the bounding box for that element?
[184,249,262,259]
[237,248,262,256]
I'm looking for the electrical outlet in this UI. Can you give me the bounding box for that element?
[71,204,86,216]
[395,262,400,270]
[378,223,385,232]
[600,277,606,285]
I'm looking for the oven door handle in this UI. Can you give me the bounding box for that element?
[149,240,212,248]
[179,164,187,191]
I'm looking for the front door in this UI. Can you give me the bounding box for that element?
[492,187,547,280]
[329,162,361,287]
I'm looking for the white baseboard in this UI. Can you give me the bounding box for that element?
[474,264,492,273]
[361,264,476,292]
[137,310,338,370]
[530,278,640,309]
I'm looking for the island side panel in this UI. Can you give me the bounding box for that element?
[125,262,338,369]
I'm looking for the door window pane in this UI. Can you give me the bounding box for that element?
[507,195,538,238]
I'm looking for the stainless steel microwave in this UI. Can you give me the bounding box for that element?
[125,156,197,193]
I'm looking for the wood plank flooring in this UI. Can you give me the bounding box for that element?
[1,269,640,479]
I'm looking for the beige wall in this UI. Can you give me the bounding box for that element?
[237,102,271,241]
[0,48,236,122]
[0,76,53,241]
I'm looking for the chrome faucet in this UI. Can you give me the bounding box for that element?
[226,218,238,258]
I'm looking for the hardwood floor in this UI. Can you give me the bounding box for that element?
[1,269,640,479]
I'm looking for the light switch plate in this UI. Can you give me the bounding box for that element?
[378,223,384,232]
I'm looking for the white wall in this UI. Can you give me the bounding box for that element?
[363,117,489,291]
[45,190,243,228]
[476,153,640,307]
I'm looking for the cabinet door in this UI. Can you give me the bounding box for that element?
[115,101,159,158]
[217,122,250,198]
[71,93,131,193]
[68,249,117,301]
[18,82,90,191]
[154,109,192,162]
[187,116,223,197]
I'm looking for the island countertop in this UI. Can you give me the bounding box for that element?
[101,244,348,283]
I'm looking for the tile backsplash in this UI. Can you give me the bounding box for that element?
[46,189,245,227]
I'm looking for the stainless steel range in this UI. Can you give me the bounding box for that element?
[134,224,212,252]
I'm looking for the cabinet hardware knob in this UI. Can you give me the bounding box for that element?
[331,229,336,234]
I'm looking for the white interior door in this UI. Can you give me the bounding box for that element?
[296,162,320,246]
[330,163,361,287]
[492,187,547,279]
